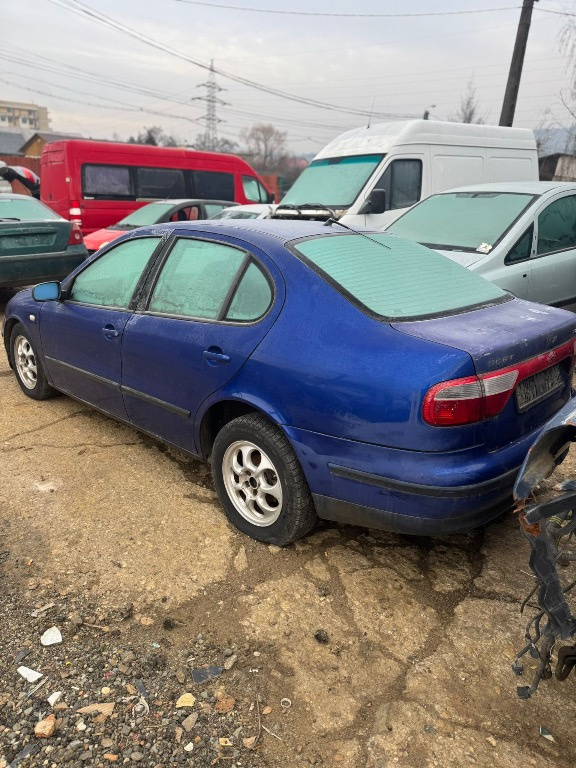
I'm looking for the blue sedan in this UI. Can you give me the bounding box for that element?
[3,220,576,545]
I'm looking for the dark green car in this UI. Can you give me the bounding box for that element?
[0,194,88,289]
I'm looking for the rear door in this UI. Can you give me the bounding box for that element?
[39,236,162,418]
[121,234,283,454]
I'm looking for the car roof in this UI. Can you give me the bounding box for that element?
[129,218,365,245]
[219,204,275,212]
[141,198,238,206]
[0,192,43,201]
[438,181,576,195]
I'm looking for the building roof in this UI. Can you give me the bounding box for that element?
[0,129,27,155]
[19,131,82,154]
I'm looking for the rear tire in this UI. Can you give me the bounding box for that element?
[212,413,317,545]
[10,323,57,400]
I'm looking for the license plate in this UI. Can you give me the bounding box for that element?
[0,234,53,248]
[515,365,564,411]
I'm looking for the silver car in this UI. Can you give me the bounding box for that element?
[385,181,576,311]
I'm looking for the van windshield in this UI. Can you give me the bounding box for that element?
[387,191,537,252]
[281,154,383,208]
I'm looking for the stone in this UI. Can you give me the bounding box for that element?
[34,714,56,738]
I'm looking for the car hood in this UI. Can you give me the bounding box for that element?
[84,228,127,251]
[433,248,484,268]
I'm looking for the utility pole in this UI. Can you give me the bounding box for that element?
[499,0,538,126]
[192,60,227,150]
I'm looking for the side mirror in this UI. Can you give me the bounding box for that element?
[358,188,387,216]
[267,192,275,204]
[33,282,61,302]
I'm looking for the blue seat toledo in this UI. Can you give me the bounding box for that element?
[3,220,576,544]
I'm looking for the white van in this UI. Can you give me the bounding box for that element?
[274,120,538,228]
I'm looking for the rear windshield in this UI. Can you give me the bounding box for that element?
[0,197,61,221]
[291,232,508,320]
[387,191,537,252]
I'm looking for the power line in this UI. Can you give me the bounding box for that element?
[173,1,522,18]
[42,0,418,120]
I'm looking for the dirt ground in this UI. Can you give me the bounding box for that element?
[2,288,576,768]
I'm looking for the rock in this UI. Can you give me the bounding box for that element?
[130,751,145,761]
[214,694,235,714]
[314,629,330,644]
[17,666,42,683]
[184,742,194,752]
[175,693,196,708]
[101,738,115,748]
[69,612,83,626]
[223,654,237,671]
[182,713,198,731]
[40,626,63,646]
[103,755,118,763]
[47,691,63,707]
[34,714,56,738]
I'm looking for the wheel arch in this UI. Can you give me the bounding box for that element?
[198,397,289,461]
[3,317,20,366]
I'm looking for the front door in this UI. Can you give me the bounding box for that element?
[40,236,162,418]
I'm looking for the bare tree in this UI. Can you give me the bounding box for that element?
[128,126,180,147]
[450,78,486,124]
[192,133,239,153]
[240,123,287,172]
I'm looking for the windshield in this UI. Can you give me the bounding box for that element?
[115,202,176,227]
[0,197,61,221]
[387,191,537,252]
[291,232,507,321]
[281,154,383,208]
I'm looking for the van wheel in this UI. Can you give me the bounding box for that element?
[10,323,57,400]
[212,413,317,546]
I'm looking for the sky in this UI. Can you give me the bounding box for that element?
[2,0,576,156]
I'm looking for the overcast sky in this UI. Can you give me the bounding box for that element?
[2,0,576,155]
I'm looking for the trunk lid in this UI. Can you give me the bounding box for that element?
[391,298,576,450]
[0,220,72,256]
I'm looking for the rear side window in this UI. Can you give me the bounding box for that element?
[136,168,186,198]
[69,237,160,308]
[190,171,234,201]
[148,239,245,319]
[292,233,507,320]
[226,262,272,320]
[83,165,134,199]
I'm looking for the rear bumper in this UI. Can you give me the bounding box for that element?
[285,425,541,536]
[0,246,87,288]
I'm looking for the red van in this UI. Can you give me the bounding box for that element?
[40,140,274,234]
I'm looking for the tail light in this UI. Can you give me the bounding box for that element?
[423,338,576,427]
[69,199,82,224]
[68,221,84,245]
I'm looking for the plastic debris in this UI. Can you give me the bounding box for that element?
[8,741,41,767]
[132,697,150,717]
[34,714,56,738]
[280,698,292,710]
[539,726,556,742]
[135,678,149,700]
[17,666,42,683]
[219,738,233,747]
[191,666,223,683]
[40,626,62,646]
[31,602,55,618]
[176,693,196,708]
[47,691,63,707]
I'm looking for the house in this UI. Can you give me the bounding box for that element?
[19,131,82,158]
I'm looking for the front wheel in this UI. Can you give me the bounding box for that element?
[10,323,57,400]
[212,413,317,545]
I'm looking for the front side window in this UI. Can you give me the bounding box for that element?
[243,176,267,203]
[387,191,537,252]
[292,233,507,320]
[281,154,384,208]
[82,165,134,199]
[506,226,533,264]
[190,171,234,201]
[148,239,246,319]
[69,237,160,308]
[374,159,422,210]
[537,195,576,255]
[136,168,186,199]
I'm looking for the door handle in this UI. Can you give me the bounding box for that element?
[102,325,120,338]
[203,348,230,364]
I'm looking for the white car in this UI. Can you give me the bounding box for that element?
[210,203,277,220]
[384,181,576,311]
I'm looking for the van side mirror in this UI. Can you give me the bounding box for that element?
[358,188,387,215]
[266,191,275,204]
[33,282,61,301]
